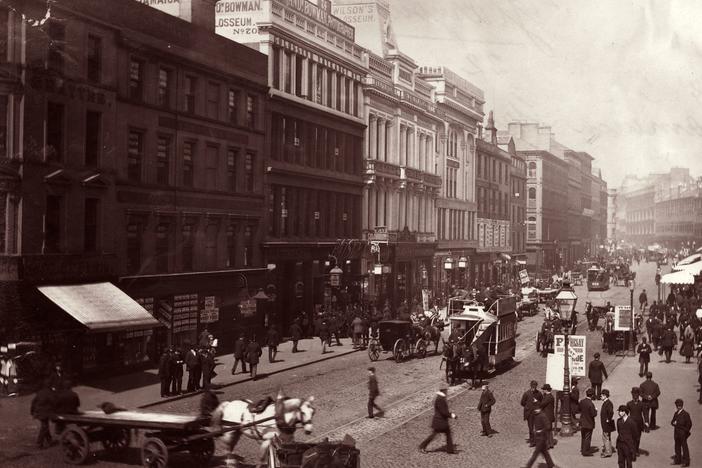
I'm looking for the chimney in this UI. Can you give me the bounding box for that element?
[179,0,217,32]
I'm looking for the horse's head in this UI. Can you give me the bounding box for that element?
[298,396,315,434]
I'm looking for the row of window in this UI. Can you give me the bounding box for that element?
[477,187,510,219]
[270,113,361,175]
[477,153,510,185]
[445,167,458,198]
[268,185,360,239]
[43,195,100,254]
[436,208,473,241]
[127,129,255,191]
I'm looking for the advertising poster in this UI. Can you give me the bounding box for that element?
[553,335,586,377]
[614,305,633,331]
[216,0,267,43]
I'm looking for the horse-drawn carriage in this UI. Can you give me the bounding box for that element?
[610,263,635,287]
[536,309,577,356]
[368,319,433,362]
[518,287,540,318]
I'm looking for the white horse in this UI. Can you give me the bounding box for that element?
[210,395,316,467]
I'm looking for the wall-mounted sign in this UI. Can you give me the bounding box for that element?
[240,298,257,318]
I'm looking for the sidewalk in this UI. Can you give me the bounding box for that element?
[10,337,360,412]
[548,352,701,468]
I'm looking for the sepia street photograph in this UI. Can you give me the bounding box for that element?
[0,0,700,467]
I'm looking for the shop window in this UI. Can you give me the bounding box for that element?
[228,89,239,124]
[85,110,100,167]
[84,197,99,252]
[46,102,64,162]
[44,195,62,253]
[182,141,194,187]
[156,136,170,185]
[227,148,238,192]
[129,58,143,101]
[158,68,172,108]
[87,35,102,83]
[127,130,143,182]
[126,223,142,274]
[182,224,194,271]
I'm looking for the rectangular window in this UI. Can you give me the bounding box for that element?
[182,224,194,271]
[326,70,333,108]
[84,198,99,252]
[295,55,303,97]
[206,144,218,188]
[47,22,65,73]
[272,47,280,90]
[158,68,172,108]
[87,35,102,83]
[46,102,64,162]
[226,224,237,267]
[243,225,253,267]
[127,130,143,182]
[246,94,255,128]
[45,195,62,253]
[85,111,100,167]
[155,224,170,273]
[184,75,196,114]
[0,95,6,158]
[228,89,239,124]
[156,136,170,185]
[205,224,218,269]
[129,59,143,100]
[126,224,141,274]
[206,82,219,119]
[245,151,254,192]
[183,141,194,187]
[226,148,237,192]
[284,52,292,94]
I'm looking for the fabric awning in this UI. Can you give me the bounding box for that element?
[38,282,160,332]
[674,253,702,270]
[678,262,702,276]
[660,270,695,285]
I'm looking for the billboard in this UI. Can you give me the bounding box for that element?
[136,0,181,17]
[614,305,633,331]
[216,0,268,43]
[553,335,586,377]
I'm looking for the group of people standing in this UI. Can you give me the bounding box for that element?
[158,329,219,397]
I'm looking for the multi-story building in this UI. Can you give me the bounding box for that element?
[505,123,568,274]
[502,135,527,265]
[563,150,593,263]
[417,67,482,293]
[654,178,702,249]
[607,188,621,245]
[590,167,608,254]
[217,0,367,328]
[0,0,269,374]
[474,113,512,285]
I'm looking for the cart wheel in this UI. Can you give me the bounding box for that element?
[190,438,215,466]
[536,333,541,352]
[142,437,169,468]
[102,428,130,452]
[368,340,380,361]
[393,339,407,363]
[61,425,90,465]
[415,338,427,359]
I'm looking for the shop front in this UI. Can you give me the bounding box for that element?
[434,249,474,300]
[394,241,436,310]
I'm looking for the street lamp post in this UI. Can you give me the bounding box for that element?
[458,256,467,289]
[443,256,454,302]
[555,282,578,437]
[629,279,636,354]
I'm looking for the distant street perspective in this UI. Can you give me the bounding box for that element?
[1,1,702,468]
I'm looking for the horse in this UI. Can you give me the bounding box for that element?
[441,340,460,385]
[537,325,554,357]
[419,315,444,354]
[210,393,316,468]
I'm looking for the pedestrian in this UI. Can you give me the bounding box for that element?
[158,347,172,397]
[318,319,330,354]
[638,289,648,313]
[587,352,608,400]
[290,319,303,353]
[246,335,262,380]
[698,357,702,404]
[47,362,65,392]
[600,389,615,458]
[616,405,636,468]
[185,344,201,391]
[680,324,695,363]
[540,384,556,448]
[30,379,56,449]
[352,315,364,348]
[367,367,384,418]
[198,327,211,348]
[660,326,677,363]
[200,348,215,390]
[477,383,496,437]
[418,387,457,454]
[266,325,280,363]
[626,387,645,456]
[636,337,652,377]
[522,406,557,468]
[170,347,184,395]
[53,379,80,435]
[568,376,580,422]
[579,388,597,456]
[639,371,660,430]
[671,398,692,467]
[231,333,248,375]
[520,380,542,446]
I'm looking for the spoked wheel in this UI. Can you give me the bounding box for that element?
[141,437,169,468]
[368,340,380,361]
[189,438,215,466]
[415,338,427,359]
[102,428,130,452]
[61,425,90,465]
[393,339,407,363]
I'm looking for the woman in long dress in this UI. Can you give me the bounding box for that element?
[680,324,696,363]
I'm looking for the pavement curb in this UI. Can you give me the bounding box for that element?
[138,345,361,409]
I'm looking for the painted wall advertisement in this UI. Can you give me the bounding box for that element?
[137,0,180,17]
[215,0,267,43]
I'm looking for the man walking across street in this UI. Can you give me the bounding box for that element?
[266,325,280,363]
[638,289,648,313]
[419,387,457,454]
[366,367,384,418]
[231,333,248,375]
[579,388,597,456]
[522,406,557,468]
[588,352,608,400]
[30,380,56,449]
[478,384,496,437]
[185,344,201,392]
[290,319,303,353]
[671,398,692,467]
[639,371,660,430]
[600,389,615,458]
[540,384,556,448]
[520,380,542,446]
[660,326,677,363]
[616,405,636,468]
[626,387,645,457]
[246,335,262,380]
[636,337,652,377]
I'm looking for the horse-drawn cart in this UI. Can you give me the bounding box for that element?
[368,320,428,362]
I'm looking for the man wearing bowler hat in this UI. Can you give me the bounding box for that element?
[419,387,457,454]
[367,367,384,418]
[540,384,556,448]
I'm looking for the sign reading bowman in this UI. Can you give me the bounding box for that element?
[216,0,267,43]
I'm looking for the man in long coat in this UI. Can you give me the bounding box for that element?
[660,326,677,363]
[158,348,172,397]
[246,336,262,380]
[626,387,645,457]
[579,388,597,456]
[520,380,541,446]
[671,398,692,467]
[290,319,303,353]
[231,334,248,375]
[616,405,637,468]
[540,384,556,448]
[185,344,201,391]
[30,380,56,449]
[418,388,457,454]
[266,325,280,363]
[588,353,608,400]
[477,384,496,437]
[523,406,555,468]
[367,367,383,418]
[636,337,652,377]
[639,371,660,430]
[600,389,615,458]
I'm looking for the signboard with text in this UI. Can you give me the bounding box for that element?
[553,335,586,377]
[519,269,530,285]
[215,0,267,43]
[137,0,180,17]
[614,305,633,331]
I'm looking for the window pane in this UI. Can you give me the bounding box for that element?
[227,148,237,191]
[245,152,254,192]
[127,131,142,181]
[206,145,218,188]
[206,82,219,119]
[158,68,171,108]
[185,76,196,113]
[87,35,101,83]
[183,141,194,187]
[157,136,170,185]
[228,89,238,123]
[129,59,143,100]
[246,94,255,128]
[47,102,64,162]
[85,111,100,166]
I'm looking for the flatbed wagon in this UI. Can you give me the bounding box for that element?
[53,409,233,468]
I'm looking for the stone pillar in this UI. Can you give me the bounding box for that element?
[362,186,369,231]
[369,187,377,229]
[339,75,346,113]
[378,118,386,162]
[290,53,297,94]
[418,134,425,174]
[301,57,309,97]
[278,49,286,91]
[399,125,406,166]
[311,62,319,103]
[268,47,276,88]
[321,67,328,105]
[369,114,377,160]
[330,71,337,109]
[378,188,386,227]
[398,191,405,229]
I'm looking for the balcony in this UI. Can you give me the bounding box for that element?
[365,159,401,185]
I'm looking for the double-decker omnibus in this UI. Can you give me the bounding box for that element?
[586,266,610,291]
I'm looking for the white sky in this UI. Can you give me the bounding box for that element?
[388,0,702,187]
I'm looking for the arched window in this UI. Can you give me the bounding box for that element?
[528,162,536,177]
[528,187,536,199]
